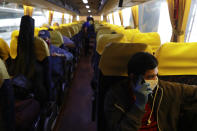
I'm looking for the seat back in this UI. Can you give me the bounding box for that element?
[156,42,197,130]
[132,32,161,53]
[49,30,64,47]
[0,38,10,61]
[97,43,153,131]
[96,33,124,55]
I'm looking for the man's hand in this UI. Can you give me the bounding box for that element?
[134,78,152,110]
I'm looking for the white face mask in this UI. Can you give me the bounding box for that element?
[145,77,158,90]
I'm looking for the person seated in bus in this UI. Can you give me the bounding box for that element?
[38,30,73,61]
[104,52,197,131]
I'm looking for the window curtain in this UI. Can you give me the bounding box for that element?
[132,5,139,29]
[23,5,34,17]
[118,10,123,26]
[112,13,115,25]
[62,13,64,24]
[167,0,191,42]
[48,11,54,25]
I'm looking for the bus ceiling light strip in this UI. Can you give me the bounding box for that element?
[82,0,88,4]
[86,5,90,8]
[88,10,91,12]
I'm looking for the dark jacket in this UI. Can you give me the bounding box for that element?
[104,79,197,131]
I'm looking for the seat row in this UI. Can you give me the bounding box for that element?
[0,16,84,131]
[92,22,197,130]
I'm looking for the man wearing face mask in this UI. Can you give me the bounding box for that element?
[104,52,197,131]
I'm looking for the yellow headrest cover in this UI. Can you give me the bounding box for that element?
[10,30,19,59]
[34,37,50,61]
[0,38,10,61]
[49,30,64,47]
[96,33,124,55]
[10,35,49,61]
[155,42,197,76]
[132,32,161,52]
[99,43,153,76]
[0,58,10,87]
[122,29,140,42]
[96,26,110,33]
[96,29,115,42]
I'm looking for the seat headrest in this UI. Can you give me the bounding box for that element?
[132,32,161,52]
[10,35,49,61]
[96,29,115,42]
[0,58,10,88]
[0,38,10,61]
[122,29,140,42]
[34,36,50,61]
[10,30,19,59]
[95,26,110,32]
[155,42,197,75]
[49,30,64,47]
[96,33,124,55]
[99,43,153,76]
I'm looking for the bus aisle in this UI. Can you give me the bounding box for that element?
[54,49,96,131]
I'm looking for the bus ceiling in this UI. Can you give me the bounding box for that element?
[3,0,152,16]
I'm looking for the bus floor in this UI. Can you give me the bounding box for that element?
[54,51,96,131]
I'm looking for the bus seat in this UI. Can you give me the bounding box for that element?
[95,26,110,33]
[67,26,75,37]
[0,38,10,61]
[0,60,14,130]
[49,30,64,47]
[132,32,161,53]
[156,42,197,76]
[10,34,50,61]
[34,27,41,36]
[123,29,140,42]
[96,29,115,42]
[10,30,19,59]
[0,58,10,87]
[34,36,50,61]
[96,33,124,55]
[156,42,197,85]
[97,43,153,131]
[156,42,197,131]
[59,26,72,38]
[99,43,153,76]
[42,23,50,29]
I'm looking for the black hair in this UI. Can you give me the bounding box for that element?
[15,15,36,78]
[87,16,91,21]
[128,52,158,76]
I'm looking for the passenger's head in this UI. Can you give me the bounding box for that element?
[128,52,158,83]
[38,30,51,46]
[87,16,91,21]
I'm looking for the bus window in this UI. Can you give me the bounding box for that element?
[0,2,23,45]
[70,15,73,23]
[157,0,172,44]
[122,7,133,27]
[138,0,161,32]
[113,11,121,26]
[52,11,62,25]
[101,15,103,21]
[65,14,70,24]
[77,15,79,21]
[32,8,48,27]
[185,0,197,42]
[109,13,113,24]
